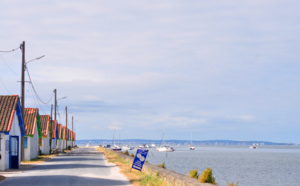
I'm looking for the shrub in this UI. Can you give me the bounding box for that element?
[189,169,198,179]
[157,162,166,168]
[124,150,129,156]
[227,181,238,186]
[198,167,216,184]
[130,153,134,157]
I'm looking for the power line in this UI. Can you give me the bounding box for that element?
[0,47,20,53]
[0,76,11,94]
[25,67,54,104]
[0,54,19,76]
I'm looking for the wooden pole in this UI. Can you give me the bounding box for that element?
[20,41,25,161]
[49,104,53,154]
[65,106,68,151]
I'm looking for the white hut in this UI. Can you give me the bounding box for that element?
[0,95,26,170]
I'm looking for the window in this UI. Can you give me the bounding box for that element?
[24,137,28,148]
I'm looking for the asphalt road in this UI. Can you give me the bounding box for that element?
[0,147,131,186]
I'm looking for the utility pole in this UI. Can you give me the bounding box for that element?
[49,104,53,154]
[72,116,74,147]
[20,41,25,161]
[54,89,57,120]
[65,106,68,151]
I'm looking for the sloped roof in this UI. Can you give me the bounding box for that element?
[40,115,50,137]
[51,120,57,138]
[24,108,40,136]
[0,95,21,133]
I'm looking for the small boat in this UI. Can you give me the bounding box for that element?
[111,145,122,151]
[189,146,195,150]
[249,135,258,149]
[138,144,149,149]
[156,145,174,152]
[249,143,258,149]
[121,145,134,151]
[150,144,156,148]
[189,133,195,150]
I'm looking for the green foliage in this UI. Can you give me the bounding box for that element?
[140,173,164,186]
[157,162,166,168]
[124,150,129,156]
[130,153,135,157]
[198,167,216,184]
[189,169,198,179]
[227,181,238,186]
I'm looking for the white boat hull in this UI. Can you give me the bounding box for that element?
[156,147,174,152]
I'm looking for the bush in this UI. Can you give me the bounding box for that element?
[198,167,216,184]
[124,150,129,156]
[189,169,198,179]
[130,153,134,157]
[227,181,238,186]
[157,162,166,168]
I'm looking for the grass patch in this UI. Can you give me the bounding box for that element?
[97,147,166,186]
[227,181,238,186]
[21,154,56,164]
[157,162,165,168]
[189,169,198,179]
[199,167,216,184]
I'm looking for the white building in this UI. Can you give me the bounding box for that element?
[39,115,50,155]
[23,108,42,161]
[0,95,26,171]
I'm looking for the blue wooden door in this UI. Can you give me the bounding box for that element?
[10,136,19,169]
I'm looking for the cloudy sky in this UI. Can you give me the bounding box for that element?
[1,1,300,143]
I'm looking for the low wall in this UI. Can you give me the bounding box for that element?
[112,150,216,186]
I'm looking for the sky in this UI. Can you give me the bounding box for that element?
[1,0,300,143]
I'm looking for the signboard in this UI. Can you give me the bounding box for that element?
[131,149,148,171]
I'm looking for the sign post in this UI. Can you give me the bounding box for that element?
[131,149,148,171]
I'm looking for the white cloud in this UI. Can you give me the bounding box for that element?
[1,0,300,142]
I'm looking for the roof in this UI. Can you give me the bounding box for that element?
[0,95,25,135]
[40,115,50,136]
[24,108,42,137]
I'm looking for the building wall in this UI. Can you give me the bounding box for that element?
[0,133,9,171]
[0,112,21,171]
[24,124,39,161]
[41,133,50,155]
[51,138,56,149]
[30,126,39,160]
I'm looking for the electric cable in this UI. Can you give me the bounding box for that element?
[0,47,20,53]
[25,66,54,104]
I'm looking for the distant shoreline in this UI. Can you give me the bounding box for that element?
[75,139,295,146]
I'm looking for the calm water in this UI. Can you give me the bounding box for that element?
[129,146,300,186]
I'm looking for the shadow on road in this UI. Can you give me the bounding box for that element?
[0,175,130,186]
[31,163,116,170]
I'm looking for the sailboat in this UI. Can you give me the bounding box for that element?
[249,135,258,149]
[156,132,174,152]
[111,130,121,151]
[189,133,195,150]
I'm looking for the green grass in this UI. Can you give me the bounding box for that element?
[199,167,216,184]
[157,162,166,168]
[189,169,198,179]
[140,174,165,186]
[227,181,238,186]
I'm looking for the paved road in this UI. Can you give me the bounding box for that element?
[0,147,131,186]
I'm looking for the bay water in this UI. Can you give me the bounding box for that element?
[130,145,300,186]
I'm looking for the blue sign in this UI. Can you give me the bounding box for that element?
[131,149,148,171]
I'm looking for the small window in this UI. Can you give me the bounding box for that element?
[24,137,28,148]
